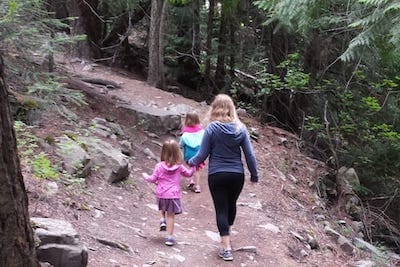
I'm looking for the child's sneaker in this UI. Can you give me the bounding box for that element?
[194,185,201,193]
[187,181,195,190]
[159,220,166,231]
[165,237,176,246]
[218,249,233,261]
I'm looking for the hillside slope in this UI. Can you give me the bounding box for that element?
[22,58,376,267]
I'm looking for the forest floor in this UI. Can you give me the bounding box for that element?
[22,57,376,267]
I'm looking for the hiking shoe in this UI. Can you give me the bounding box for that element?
[187,182,195,190]
[159,220,167,231]
[218,249,233,261]
[194,185,201,193]
[165,237,176,246]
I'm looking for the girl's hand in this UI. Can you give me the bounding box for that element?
[142,172,149,179]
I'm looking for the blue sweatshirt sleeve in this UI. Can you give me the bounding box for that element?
[188,128,211,166]
[241,128,259,182]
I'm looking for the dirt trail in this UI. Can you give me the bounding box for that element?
[25,59,364,267]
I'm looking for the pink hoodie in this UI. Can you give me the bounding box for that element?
[144,161,195,199]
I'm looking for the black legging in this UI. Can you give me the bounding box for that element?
[208,172,244,236]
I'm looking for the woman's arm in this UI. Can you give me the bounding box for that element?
[241,128,259,182]
[188,128,211,166]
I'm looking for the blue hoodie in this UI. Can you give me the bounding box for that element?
[188,121,258,182]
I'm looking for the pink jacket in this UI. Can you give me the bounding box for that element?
[144,161,195,199]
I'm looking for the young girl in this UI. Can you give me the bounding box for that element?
[179,111,205,193]
[143,139,195,246]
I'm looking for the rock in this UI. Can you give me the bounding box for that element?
[116,103,182,135]
[127,16,149,49]
[307,235,319,250]
[36,244,88,267]
[337,236,357,256]
[167,103,192,115]
[350,260,375,267]
[32,217,79,246]
[31,217,87,267]
[119,140,132,156]
[258,223,281,234]
[55,135,91,176]
[81,137,130,183]
[45,181,58,197]
[351,221,364,234]
[325,225,357,255]
[353,237,384,257]
[338,166,360,188]
[325,226,341,240]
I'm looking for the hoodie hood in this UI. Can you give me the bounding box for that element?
[208,121,244,143]
[160,161,180,172]
[181,124,203,134]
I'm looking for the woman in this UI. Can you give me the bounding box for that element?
[188,94,259,261]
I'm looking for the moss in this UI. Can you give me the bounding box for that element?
[44,135,55,145]
[22,97,40,110]
[65,132,78,141]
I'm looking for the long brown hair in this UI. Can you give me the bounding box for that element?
[184,111,201,126]
[160,139,183,166]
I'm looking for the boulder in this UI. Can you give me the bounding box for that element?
[116,103,182,134]
[31,217,88,267]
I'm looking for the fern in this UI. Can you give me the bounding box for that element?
[341,0,400,62]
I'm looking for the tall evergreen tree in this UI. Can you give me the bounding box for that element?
[0,54,39,267]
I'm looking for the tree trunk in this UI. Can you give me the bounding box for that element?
[229,18,236,78]
[0,56,39,266]
[147,0,167,89]
[214,12,227,89]
[204,0,215,82]
[66,0,102,59]
[192,0,201,61]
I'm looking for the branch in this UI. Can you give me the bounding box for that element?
[234,69,257,80]
[82,0,105,23]
[344,57,361,92]
[323,100,339,169]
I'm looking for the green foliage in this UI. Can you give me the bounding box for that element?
[22,98,40,110]
[28,78,85,106]
[341,0,400,63]
[31,152,59,180]
[14,120,38,157]
[0,0,70,48]
[27,77,87,119]
[221,0,240,17]
[44,135,55,145]
[14,121,59,180]
[301,73,400,201]
[254,0,337,35]
[169,0,191,6]
[249,53,310,106]
[99,0,141,13]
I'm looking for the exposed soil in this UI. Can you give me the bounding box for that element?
[23,58,371,267]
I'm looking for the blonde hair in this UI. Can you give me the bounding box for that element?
[209,94,240,123]
[184,111,201,126]
[160,139,183,166]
